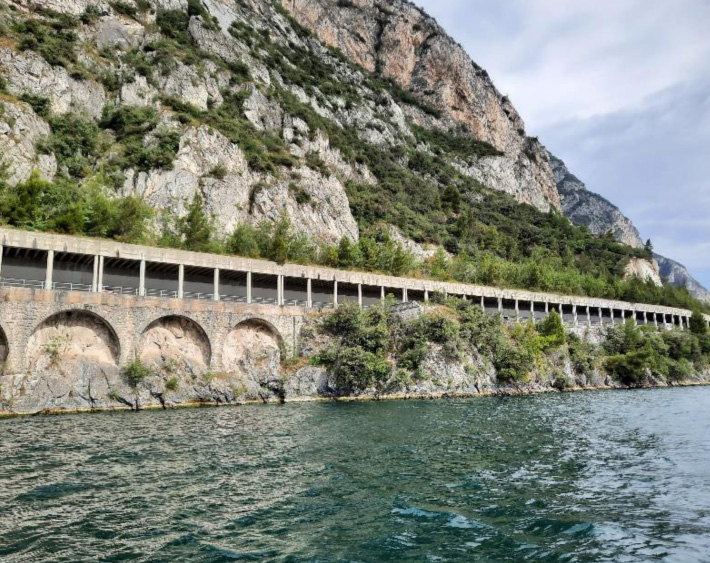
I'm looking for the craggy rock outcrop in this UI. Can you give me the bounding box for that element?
[0,100,56,184]
[0,49,106,119]
[284,0,560,212]
[655,254,710,304]
[124,125,359,241]
[624,258,662,287]
[550,153,644,248]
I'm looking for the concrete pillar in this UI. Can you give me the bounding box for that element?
[0,244,3,279]
[598,307,603,326]
[573,304,578,326]
[307,278,312,308]
[515,299,520,322]
[654,313,658,327]
[424,288,429,303]
[381,286,385,301]
[611,309,615,326]
[358,283,363,308]
[545,301,549,314]
[139,258,146,297]
[45,250,54,290]
[277,274,284,306]
[587,306,592,327]
[213,268,220,302]
[92,255,99,292]
[480,295,485,310]
[178,264,184,299]
[643,311,647,326]
[498,297,502,312]
[333,280,338,308]
[246,271,252,304]
[98,256,104,292]
[403,288,408,303]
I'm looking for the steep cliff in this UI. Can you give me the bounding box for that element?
[549,153,643,248]
[655,254,710,304]
[283,0,560,212]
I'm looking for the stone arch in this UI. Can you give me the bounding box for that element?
[138,315,211,375]
[26,310,120,373]
[222,318,283,379]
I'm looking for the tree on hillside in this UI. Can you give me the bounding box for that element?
[689,309,708,335]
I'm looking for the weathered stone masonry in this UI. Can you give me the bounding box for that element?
[0,227,707,376]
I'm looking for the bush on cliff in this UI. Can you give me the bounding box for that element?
[124,358,152,387]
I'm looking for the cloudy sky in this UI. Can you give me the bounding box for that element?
[414,0,710,288]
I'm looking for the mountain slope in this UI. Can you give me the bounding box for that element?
[549,153,643,249]
[284,0,560,212]
[655,254,710,303]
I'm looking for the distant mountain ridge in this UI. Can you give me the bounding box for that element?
[548,153,710,302]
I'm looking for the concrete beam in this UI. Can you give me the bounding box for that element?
[138,259,146,297]
[45,250,54,290]
[0,227,704,323]
[178,264,184,299]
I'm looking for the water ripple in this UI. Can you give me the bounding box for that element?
[1,388,709,561]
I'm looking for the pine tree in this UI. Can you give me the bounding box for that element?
[179,192,213,252]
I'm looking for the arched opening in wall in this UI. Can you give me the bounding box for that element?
[0,326,9,371]
[26,310,120,374]
[138,316,211,375]
[222,319,283,381]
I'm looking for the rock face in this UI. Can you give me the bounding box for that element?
[655,254,710,303]
[124,125,359,242]
[624,258,662,287]
[0,49,106,119]
[283,0,559,212]
[0,100,57,184]
[550,153,643,248]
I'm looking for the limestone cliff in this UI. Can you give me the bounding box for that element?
[655,254,710,304]
[549,153,643,248]
[283,0,560,212]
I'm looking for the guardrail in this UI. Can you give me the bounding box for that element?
[0,277,687,328]
[0,277,45,289]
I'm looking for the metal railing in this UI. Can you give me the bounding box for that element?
[52,281,93,293]
[0,277,46,289]
[102,285,140,296]
[145,288,179,298]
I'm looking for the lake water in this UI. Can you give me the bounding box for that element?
[1,388,709,562]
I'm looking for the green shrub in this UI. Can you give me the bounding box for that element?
[110,1,137,18]
[13,14,79,69]
[38,113,104,179]
[165,376,179,391]
[124,358,152,387]
[19,93,51,118]
[495,340,535,384]
[537,310,566,349]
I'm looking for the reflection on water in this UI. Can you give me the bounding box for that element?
[1,388,709,562]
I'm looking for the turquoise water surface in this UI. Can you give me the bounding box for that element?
[1,388,709,562]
